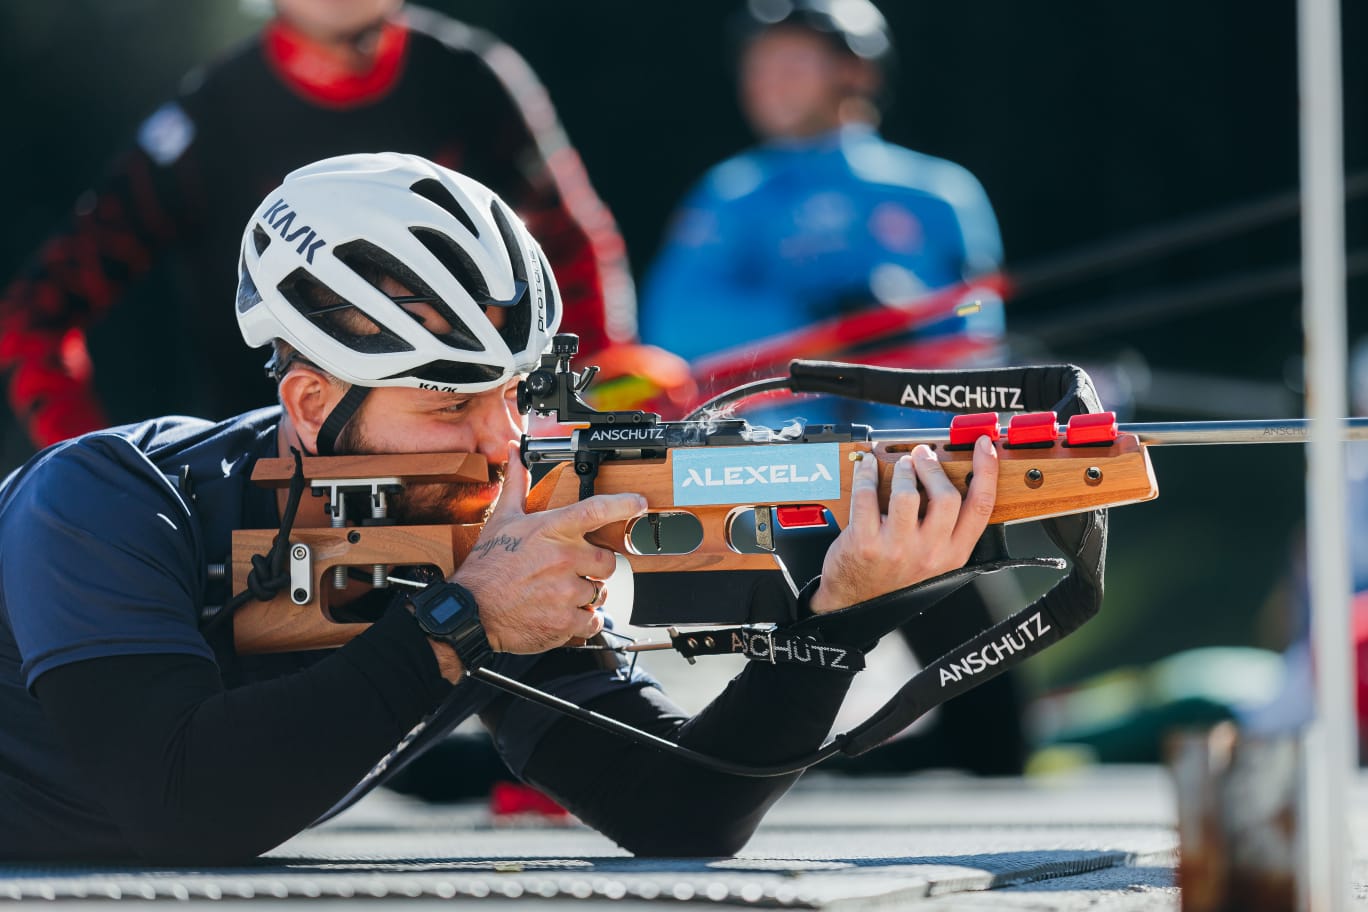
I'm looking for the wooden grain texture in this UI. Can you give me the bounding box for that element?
[531,439,1157,571]
[231,437,1158,653]
[891,436,1160,524]
[249,453,490,486]
[231,525,467,653]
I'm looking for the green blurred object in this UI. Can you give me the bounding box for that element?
[1030,647,1287,764]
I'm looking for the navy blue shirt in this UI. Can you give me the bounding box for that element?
[0,410,651,858]
[0,411,274,852]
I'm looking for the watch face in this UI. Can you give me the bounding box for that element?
[427,594,464,627]
[419,588,473,636]
[415,583,490,670]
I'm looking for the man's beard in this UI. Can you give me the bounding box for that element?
[334,419,507,525]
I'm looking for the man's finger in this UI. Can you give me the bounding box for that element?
[578,576,606,609]
[951,435,999,547]
[548,491,648,537]
[578,545,619,581]
[883,452,922,536]
[845,450,882,537]
[911,445,960,534]
[489,440,529,519]
[580,608,605,640]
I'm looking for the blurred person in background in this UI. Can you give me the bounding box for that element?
[639,0,1025,777]
[641,0,1006,420]
[0,0,638,451]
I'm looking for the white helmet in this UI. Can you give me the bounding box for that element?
[236,152,560,394]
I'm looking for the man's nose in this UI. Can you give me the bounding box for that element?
[471,397,522,463]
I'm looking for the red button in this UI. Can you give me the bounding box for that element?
[949,412,1001,446]
[1006,411,1058,445]
[1066,412,1119,445]
[775,505,829,529]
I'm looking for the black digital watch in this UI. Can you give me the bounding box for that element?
[410,581,493,673]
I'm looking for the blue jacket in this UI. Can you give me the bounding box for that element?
[640,123,1006,429]
[642,125,1004,364]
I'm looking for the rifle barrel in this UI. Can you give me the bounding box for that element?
[1123,417,1368,446]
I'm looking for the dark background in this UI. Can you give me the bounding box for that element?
[0,0,1363,691]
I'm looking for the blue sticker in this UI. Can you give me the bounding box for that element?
[672,443,841,506]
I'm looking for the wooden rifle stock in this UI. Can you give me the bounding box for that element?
[228,417,1162,654]
[231,453,487,653]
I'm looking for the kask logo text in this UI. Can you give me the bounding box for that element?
[262,198,328,265]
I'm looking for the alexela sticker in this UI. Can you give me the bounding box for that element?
[671,443,841,506]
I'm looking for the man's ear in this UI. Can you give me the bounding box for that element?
[278,367,342,454]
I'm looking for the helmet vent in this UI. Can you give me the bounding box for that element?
[277,268,415,356]
[487,201,532,352]
[410,179,480,239]
[488,202,527,285]
[411,228,492,303]
[236,254,262,313]
[336,238,488,354]
[252,226,272,255]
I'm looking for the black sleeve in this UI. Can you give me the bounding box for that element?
[32,605,452,865]
[509,652,854,857]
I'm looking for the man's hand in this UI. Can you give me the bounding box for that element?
[810,436,998,614]
[453,442,647,654]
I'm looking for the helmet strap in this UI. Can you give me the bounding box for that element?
[316,385,372,457]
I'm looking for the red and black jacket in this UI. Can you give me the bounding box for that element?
[0,6,635,447]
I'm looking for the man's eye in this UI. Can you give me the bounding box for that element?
[442,400,472,414]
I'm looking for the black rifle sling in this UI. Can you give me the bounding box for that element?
[474,361,1108,777]
[791,360,1110,756]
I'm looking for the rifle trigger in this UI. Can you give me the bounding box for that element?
[649,512,663,554]
[574,449,603,501]
[753,507,775,552]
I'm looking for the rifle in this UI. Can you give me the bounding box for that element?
[218,335,1367,775]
